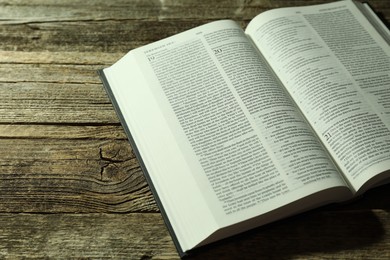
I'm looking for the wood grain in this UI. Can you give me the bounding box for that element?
[0,209,388,259]
[1,1,387,52]
[0,82,117,124]
[0,0,389,259]
[0,213,177,259]
[0,138,158,213]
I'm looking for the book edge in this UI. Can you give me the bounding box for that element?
[97,69,187,258]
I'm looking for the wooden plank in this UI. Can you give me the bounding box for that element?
[0,64,101,83]
[0,20,214,52]
[0,209,388,259]
[1,0,388,24]
[0,53,120,124]
[0,51,124,65]
[0,82,118,124]
[0,0,266,24]
[0,213,178,259]
[0,124,126,139]
[0,1,388,53]
[0,2,388,52]
[0,0,161,24]
[0,139,158,213]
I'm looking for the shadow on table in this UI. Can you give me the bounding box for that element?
[187,184,389,259]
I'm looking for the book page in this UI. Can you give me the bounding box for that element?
[128,20,350,247]
[246,0,390,193]
[103,53,218,253]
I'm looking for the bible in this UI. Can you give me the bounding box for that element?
[98,0,390,257]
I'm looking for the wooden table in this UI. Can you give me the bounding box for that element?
[1,0,389,259]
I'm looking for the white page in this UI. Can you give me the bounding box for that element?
[103,54,218,252]
[128,19,350,245]
[246,0,390,192]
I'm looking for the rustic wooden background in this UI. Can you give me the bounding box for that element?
[0,0,389,259]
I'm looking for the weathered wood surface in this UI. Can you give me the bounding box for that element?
[0,0,389,259]
[0,209,389,259]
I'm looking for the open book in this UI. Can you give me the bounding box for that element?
[98,0,390,257]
